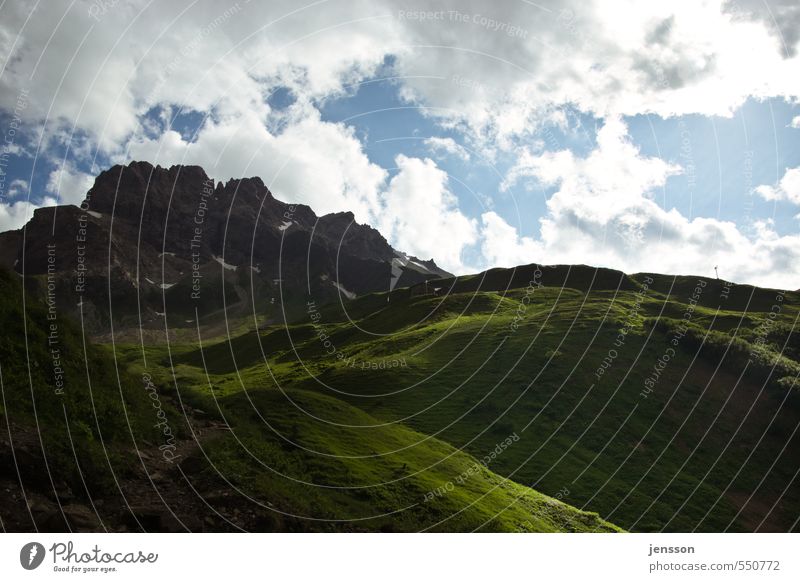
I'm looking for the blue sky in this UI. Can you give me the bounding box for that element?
[322,86,800,239]
[1,0,799,288]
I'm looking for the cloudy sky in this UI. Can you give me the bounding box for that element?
[1,0,799,288]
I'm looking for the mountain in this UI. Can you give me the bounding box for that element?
[1,162,797,532]
[0,161,449,333]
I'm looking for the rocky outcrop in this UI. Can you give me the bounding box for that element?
[0,162,450,333]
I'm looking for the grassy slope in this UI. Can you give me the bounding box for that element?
[189,388,619,532]
[1,267,617,532]
[112,341,619,532]
[0,268,181,497]
[160,268,800,532]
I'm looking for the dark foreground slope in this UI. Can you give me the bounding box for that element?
[0,267,617,532]
[160,263,800,532]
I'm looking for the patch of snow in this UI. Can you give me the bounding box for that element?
[278,220,292,231]
[86,210,102,219]
[142,277,175,289]
[333,281,356,300]
[159,251,176,258]
[409,259,432,273]
[250,265,261,273]
[212,255,237,271]
[389,254,409,293]
[155,311,165,317]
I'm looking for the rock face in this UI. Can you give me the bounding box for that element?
[0,161,450,332]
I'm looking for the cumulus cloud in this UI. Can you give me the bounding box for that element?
[728,0,800,57]
[487,118,800,289]
[0,197,58,232]
[122,102,387,222]
[46,163,95,206]
[755,167,800,205]
[423,137,470,162]
[789,116,800,128]
[392,0,800,151]
[0,0,400,151]
[4,0,798,159]
[479,211,541,268]
[6,178,28,198]
[377,155,477,273]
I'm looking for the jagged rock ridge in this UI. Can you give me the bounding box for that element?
[0,161,450,331]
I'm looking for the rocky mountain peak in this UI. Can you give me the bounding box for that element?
[0,161,451,333]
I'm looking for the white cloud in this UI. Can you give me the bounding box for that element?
[3,0,798,159]
[484,118,800,289]
[0,0,400,152]
[122,102,387,222]
[755,167,800,205]
[46,163,95,206]
[505,117,682,222]
[789,116,800,128]
[7,179,28,198]
[377,155,477,273]
[0,197,58,232]
[479,211,541,268]
[392,0,800,151]
[729,0,800,57]
[423,137,470,162]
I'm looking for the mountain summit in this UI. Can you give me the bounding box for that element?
[0,162,449,331]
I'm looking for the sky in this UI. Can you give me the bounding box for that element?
[0,0,799,288]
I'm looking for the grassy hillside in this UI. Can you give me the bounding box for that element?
[6,260,797,532]
[0,266,617,532]
[0,268,177,492]
[184,388,619,532]
[153,264,800,532]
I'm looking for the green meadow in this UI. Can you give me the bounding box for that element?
[3,264,798,531]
